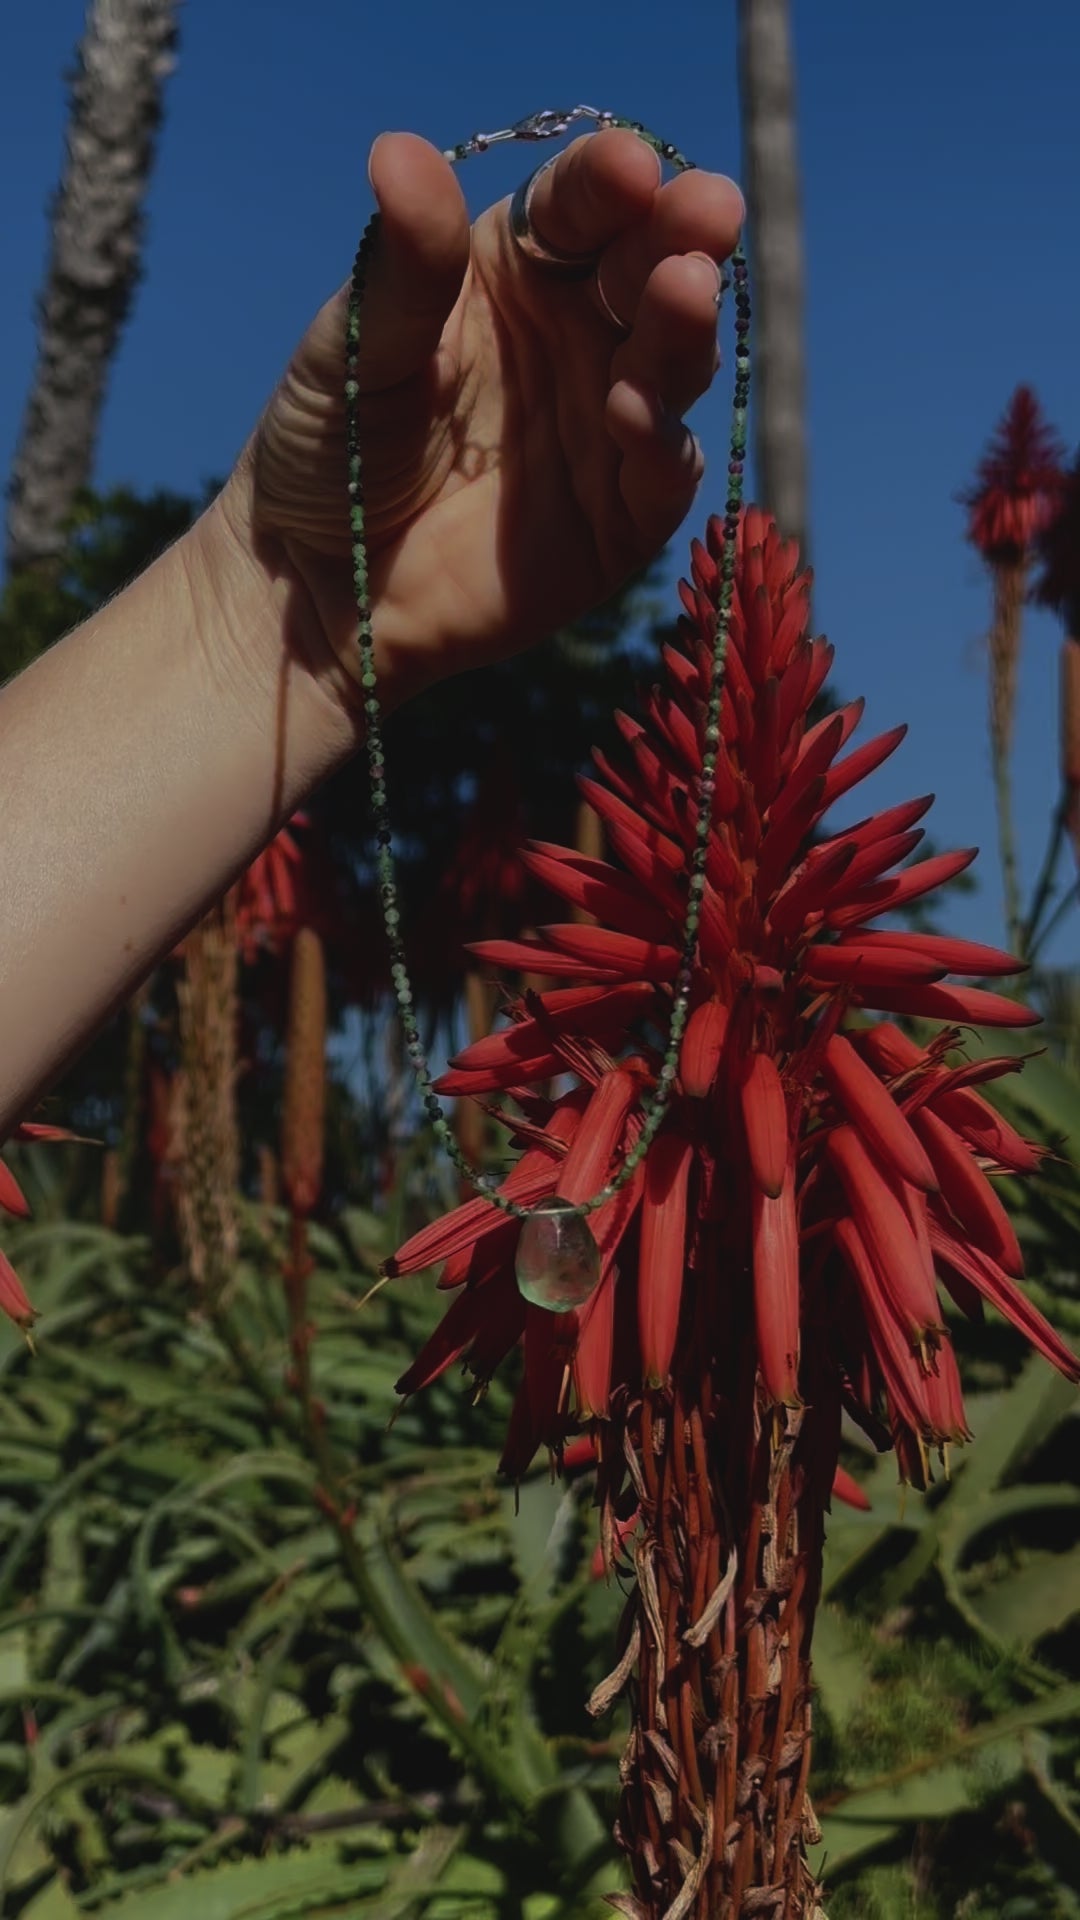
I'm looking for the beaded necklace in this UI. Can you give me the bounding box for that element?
[347,107,750,1312]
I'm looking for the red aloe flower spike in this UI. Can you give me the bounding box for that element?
[388,508,1072,1918]
[962,385,1065,564]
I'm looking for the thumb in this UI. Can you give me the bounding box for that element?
[355,132,471,391]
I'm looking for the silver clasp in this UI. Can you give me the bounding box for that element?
[455,105,614,159]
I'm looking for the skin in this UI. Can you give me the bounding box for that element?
[0,130,742,1136]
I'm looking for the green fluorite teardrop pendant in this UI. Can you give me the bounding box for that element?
[515,1199,601,1313]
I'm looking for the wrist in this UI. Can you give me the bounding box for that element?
[186,464,357,749]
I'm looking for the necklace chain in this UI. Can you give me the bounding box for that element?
[345,110,750,1224]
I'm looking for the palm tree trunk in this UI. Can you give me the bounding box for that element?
[736,0,811,567]
[5,0,180,576]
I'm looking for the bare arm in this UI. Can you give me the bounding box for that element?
[0,495,354,1134]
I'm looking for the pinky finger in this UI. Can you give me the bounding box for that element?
[605,379,704,552]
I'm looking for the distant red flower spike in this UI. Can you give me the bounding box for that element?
[962,385,1066,563]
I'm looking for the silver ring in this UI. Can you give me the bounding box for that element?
[592,260,631,336]
[508,156,599,279]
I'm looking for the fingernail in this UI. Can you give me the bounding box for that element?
[367,131,394,190]
[717,173,747,225]
[688,252,725,300]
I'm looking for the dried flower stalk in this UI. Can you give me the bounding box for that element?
[174,893,239,1292]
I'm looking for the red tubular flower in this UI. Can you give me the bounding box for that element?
[387,508,1075,1917]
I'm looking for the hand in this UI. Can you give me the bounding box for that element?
[218,128,744,711]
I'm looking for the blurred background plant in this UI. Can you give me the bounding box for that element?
[1,2,1079,1916]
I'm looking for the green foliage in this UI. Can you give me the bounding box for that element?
[809,1025,1080,1916]
[0,488,200,684]
[0,1203,628,1916]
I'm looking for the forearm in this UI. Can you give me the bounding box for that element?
[0,489,361,1136]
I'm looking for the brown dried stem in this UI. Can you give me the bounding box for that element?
[173,893,239,1294]
[988,556,1025,951]
[599,1368,834,1918]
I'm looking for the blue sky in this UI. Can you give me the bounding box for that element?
[2,2,1078,957]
